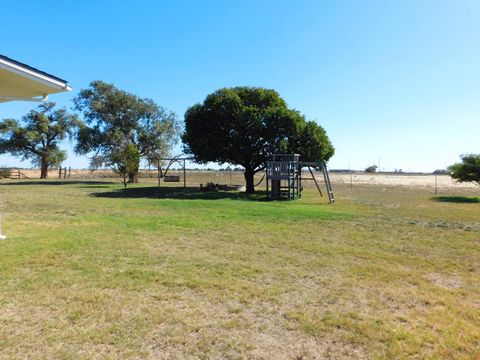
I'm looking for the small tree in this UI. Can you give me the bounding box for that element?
[0,102,79,179]
[145,141,171,178]
[112,143,141,187]
[365,165,377,173]
[448,154,480,186]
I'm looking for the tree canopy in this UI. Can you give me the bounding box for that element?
[74,80,179,183]
[183,87,334,193]
[365,165,377,173]
[0,102,79,179]
[448,154,480,186]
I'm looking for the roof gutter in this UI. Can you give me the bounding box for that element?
[0,95,49,102]
[0,56,71,91]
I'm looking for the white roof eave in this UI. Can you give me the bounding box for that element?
[0,57,70,91]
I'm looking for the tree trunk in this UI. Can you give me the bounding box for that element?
[40,157,48,179]
[128,170,139,183]
[244,167,255,193]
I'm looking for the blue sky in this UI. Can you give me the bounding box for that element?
[1,0,479,172]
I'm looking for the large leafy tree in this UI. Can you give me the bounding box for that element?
[0,102,79,179]
[183,87,334,193]
[74,81,179,183]
[448,154,480,186]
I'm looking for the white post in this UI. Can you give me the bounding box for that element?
[0,213,6,240]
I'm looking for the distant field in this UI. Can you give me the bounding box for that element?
[9,168,478,190]
[0,177,478,359]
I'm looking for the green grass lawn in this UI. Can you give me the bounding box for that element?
[0,180,478,359]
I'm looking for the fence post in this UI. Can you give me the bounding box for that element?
[183,159,186,188]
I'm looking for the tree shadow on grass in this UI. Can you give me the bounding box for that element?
[432,196,480,204]
[92,186,268,201]
[0,180,115,186]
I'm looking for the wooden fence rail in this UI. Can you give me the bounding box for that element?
[9,170,31,180]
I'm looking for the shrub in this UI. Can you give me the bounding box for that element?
[0,168,11,178]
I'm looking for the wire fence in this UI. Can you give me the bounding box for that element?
[3,168,478,193]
